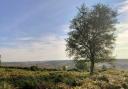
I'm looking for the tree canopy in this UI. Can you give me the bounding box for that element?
[66,4,117,75]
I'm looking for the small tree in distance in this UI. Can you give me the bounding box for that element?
[66,3,117,75]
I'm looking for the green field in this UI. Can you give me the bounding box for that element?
[0,67,128,89]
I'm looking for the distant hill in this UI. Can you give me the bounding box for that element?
[1,60,75,69]
[1,59,128,70]
[114,59,128,70]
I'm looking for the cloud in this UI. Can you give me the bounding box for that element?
[116,22,128,32]
[115,21,128,59]
[0,34,68,62]
[115,22,128,59]
[116,28,128,43]
[118,0,128,13]
[16,37,34,41]
[114,0,128,59]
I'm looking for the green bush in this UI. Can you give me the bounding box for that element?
[30,66,39,71]
[49,73,63,83]
[20,80,37,89]
[74,60,88,71]
[12,77,38,89]
[67,68,78,71]
[63,78,81,86]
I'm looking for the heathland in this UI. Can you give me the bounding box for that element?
[0,66,128,89]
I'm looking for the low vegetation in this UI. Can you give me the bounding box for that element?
[0,66,127,89]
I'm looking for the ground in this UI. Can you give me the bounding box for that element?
[0,67,128,89]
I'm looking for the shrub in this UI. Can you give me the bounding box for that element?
[36,82,55,89]
[107,84,121,89]
[74,60,88,71]
[102,65,107,71]
[67,68,78,71]
[63,78,81,86]
[62,66,66,71]
[49,73,63,83]
[20,80,37,89]
[30,66,39,71]
[97,75,109,82]
[12,77,38,89]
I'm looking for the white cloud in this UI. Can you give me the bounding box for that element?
[0,34,68,62]
[115,22,128,45]
[114,0,128,59]
[16,37,34,41]
[118,0,128,13]
[116,23,128,32]
[116,30,128,45]
[115,22,128,59]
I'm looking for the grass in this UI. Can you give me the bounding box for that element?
[0,67,88,89]
[0,67,127,89]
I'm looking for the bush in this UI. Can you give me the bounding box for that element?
[67,68,78,71]
[30,66,39,71]
[97,75,109,82]
[12,77,38,89]
[64,78,81,86]
[107,84,121,89]
[36,82,54,89]
[49,73,63,83]
[102,65,107,71]
[20,80,37,89]
[74,60,88,71]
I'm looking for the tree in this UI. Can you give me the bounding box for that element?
[66,4,117,75]
[74,60,88,71]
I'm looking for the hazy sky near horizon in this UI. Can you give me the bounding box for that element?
[0,0,127,62]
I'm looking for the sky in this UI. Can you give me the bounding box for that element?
[0,0,127,62]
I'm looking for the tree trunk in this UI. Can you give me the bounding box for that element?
[90,59,94,75]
